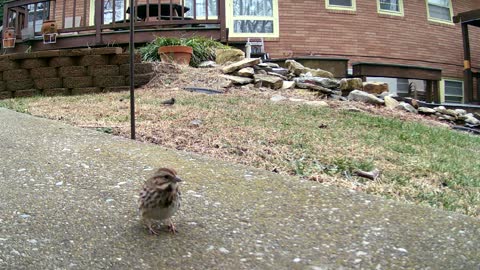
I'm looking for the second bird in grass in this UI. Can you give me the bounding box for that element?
[161,98,176,105]
[139,168,182,235]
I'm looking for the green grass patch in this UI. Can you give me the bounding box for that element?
[1,89,479,217]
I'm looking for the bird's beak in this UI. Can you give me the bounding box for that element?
[175,176,183,183]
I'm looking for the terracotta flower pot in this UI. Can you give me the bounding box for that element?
[3,27,16,48]
[158,45,193,65]
[41,20,58,34]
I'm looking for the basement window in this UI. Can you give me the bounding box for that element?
[326,0,356,11]
[378,0,403,16]
[443,79,463,104]
[426,0,453,24]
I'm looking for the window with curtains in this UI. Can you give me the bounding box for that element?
[326,0,355,10]
[228,0,278,37]
[427,0,453,23]
[185,0,218,18]
[378,0,403,15]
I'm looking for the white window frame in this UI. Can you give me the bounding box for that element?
[377,0,404,16]
[326,0,356,11]
[426,0,453,24]
[441,78,464,104]
[227,0,279,38]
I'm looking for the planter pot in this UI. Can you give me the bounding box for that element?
[3,27,16,48]
[41,20,58,44]
[158,45,193,65]
[41,20,58,34]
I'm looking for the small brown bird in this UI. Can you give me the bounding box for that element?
[139,168,182,235]
[161,98,176,105]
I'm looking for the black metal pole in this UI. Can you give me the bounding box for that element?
[461,23,472,103]
[129,0,136,140]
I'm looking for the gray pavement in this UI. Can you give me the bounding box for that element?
[0,107,479,269]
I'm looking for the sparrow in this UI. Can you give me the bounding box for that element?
[139,168,182,235]
[161,98,176,105]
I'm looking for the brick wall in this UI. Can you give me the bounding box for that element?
[261,0,480,79]
[0,47,153,99]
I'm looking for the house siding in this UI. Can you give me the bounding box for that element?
[259,0,480,79]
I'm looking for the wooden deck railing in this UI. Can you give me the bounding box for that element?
[2,0,227,46]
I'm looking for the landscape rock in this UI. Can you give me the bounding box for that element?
[304,100,329,107]
[443,109,459,118]
[270,68,289,76]
[270,94,287,102]
[189,119,203,127]
[363,82,389,94]
[285,60,334,78]
[347,90,384,105]
[474,112,480,120]
[434,106,448,114]
[396,102,418,113]
[281,81,295,90]
[330,94,348,101]
[339,78,363,91]
[215,49,245,64]
[418,107,436,114]
[294,76,339,91]
[267,72,288,81]
[384,96,400,109]
[254,74,283,90]
[294,79,334,94]
[258,62,280,68]
[237,67,255,77]
[454,109,467,116]
[465,114,480,125]
[256,70,267,75]
[198,61,218,68]
[220,80,233,88]
[221,75,253,85]
[438,115,456,121]
[222,58,261,74]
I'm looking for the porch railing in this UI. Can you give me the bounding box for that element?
[2,0,227,44]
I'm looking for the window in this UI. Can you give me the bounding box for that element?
[227,0,279,37]
[443,79,463,103]
[426,0,453,23]
[378,0,403,16]
[326,0,356,11]
[185,0,218,18]
[27,2,50,32]
[103,0,126,24]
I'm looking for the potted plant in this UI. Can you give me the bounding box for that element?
[155,38,192,66]
[3,27,16,48]
[139,37,230,67]
[41,19,58,44]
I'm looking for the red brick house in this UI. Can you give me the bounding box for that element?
[2,0,480,104]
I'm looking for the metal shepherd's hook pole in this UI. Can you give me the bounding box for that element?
[129,0,136,140]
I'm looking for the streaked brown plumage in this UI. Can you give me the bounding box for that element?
[139,168,182,234]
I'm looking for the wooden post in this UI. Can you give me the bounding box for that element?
[461,23,473,103]
[95,0,103,44]
[219,0,227,42]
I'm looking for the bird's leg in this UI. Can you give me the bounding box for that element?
[167,218,177,234]
[144,219,160,235]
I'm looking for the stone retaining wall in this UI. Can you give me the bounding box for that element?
[0,47,154,99]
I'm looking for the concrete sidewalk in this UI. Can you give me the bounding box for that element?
[0,108,478,269]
